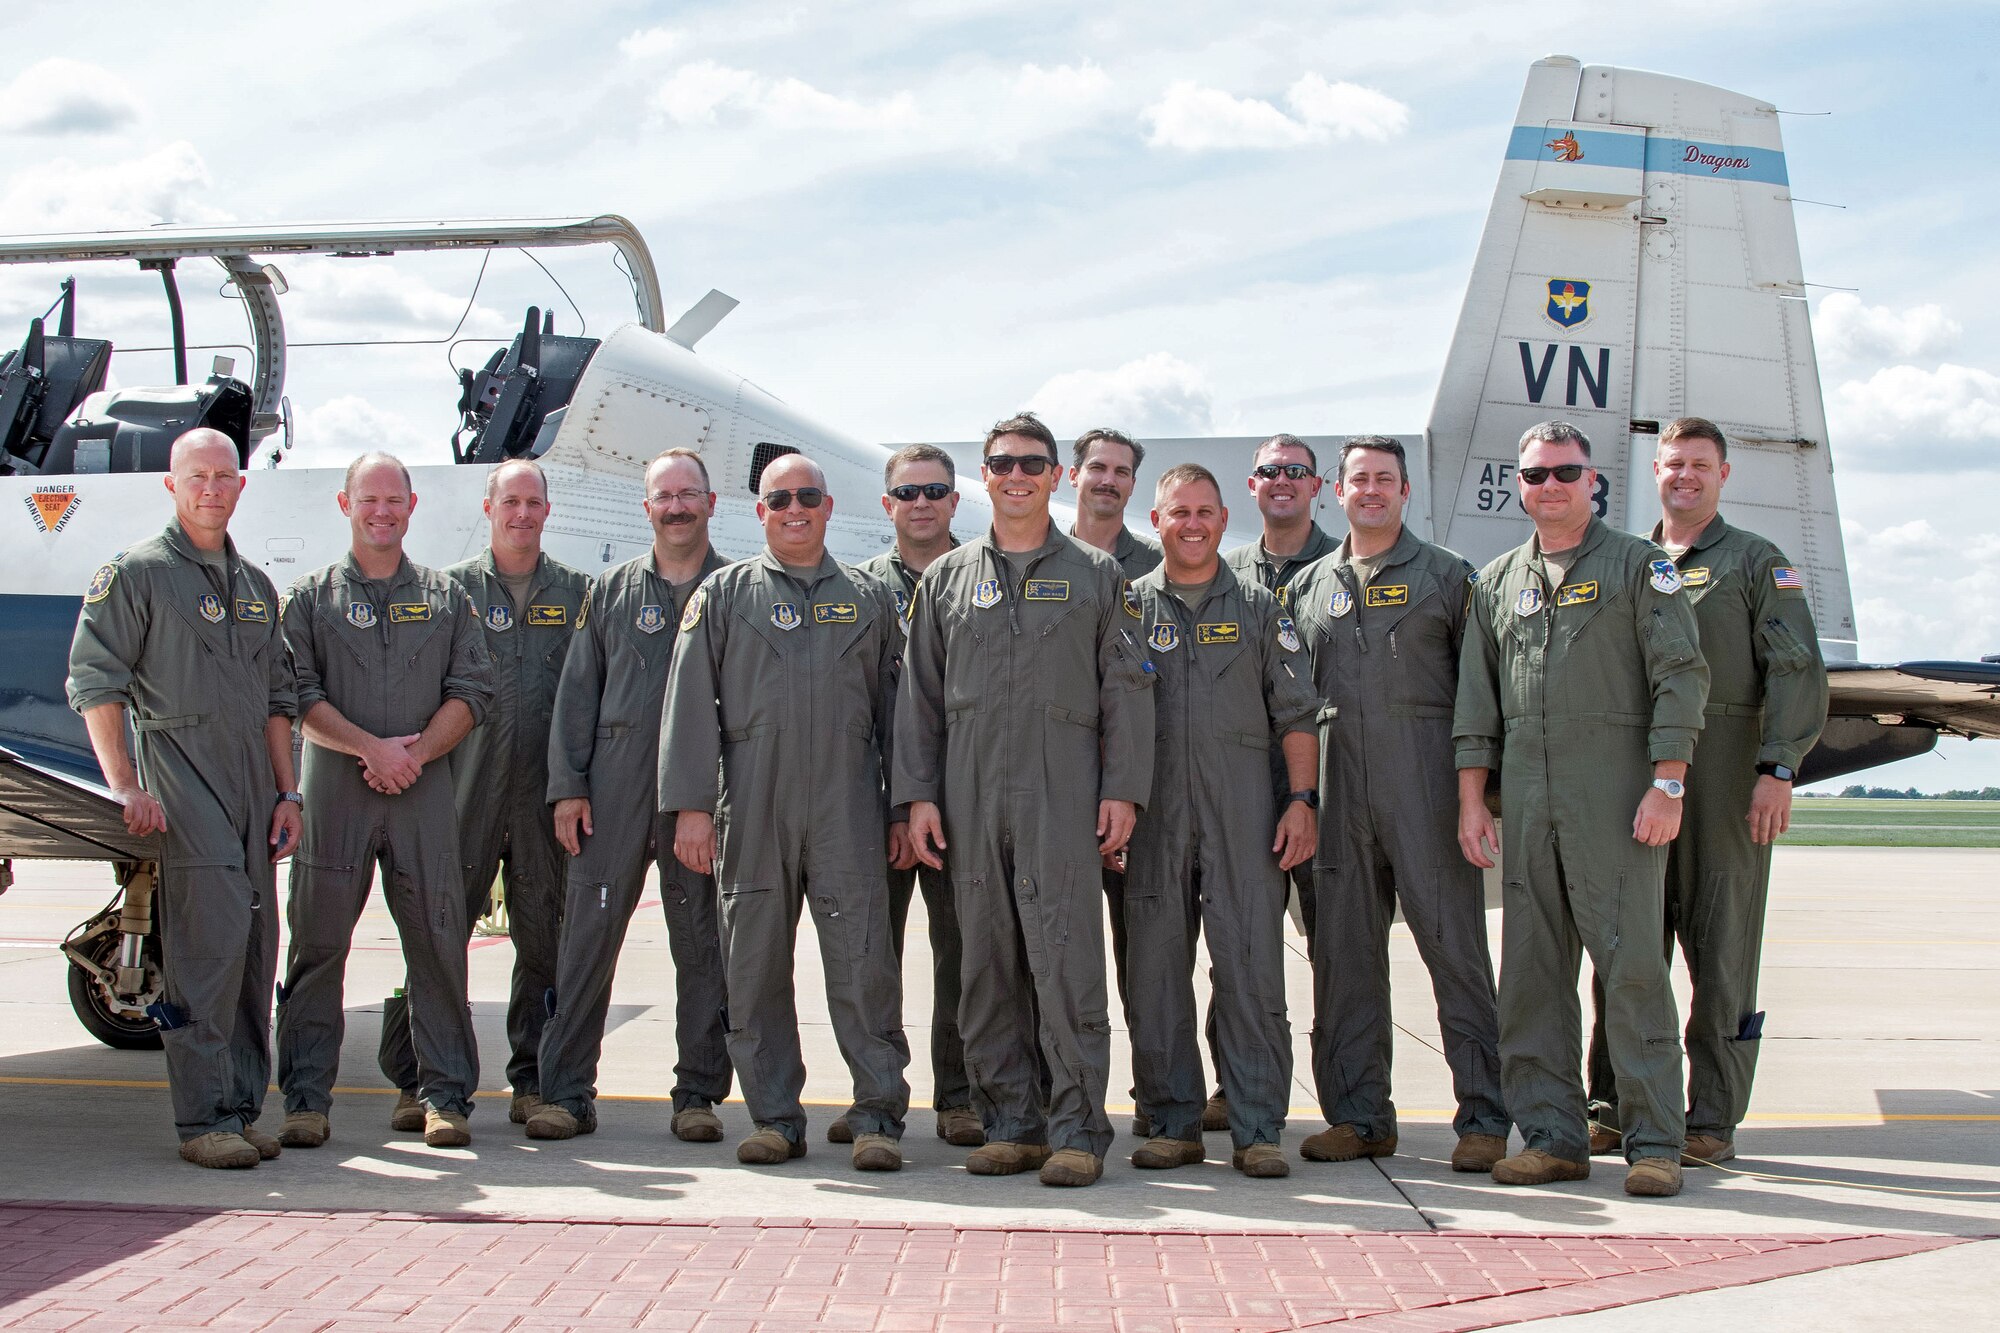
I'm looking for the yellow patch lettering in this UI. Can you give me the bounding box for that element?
[1195,622,1240,645]
[1364,584,1409,608]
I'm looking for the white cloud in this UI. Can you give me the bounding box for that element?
[1143,73,1408,151]
[0,58,144,135]
[1816,292,1960,365]
[0,141,221,232]
[1014,60,1113,104]
[618,26,683,60]
[1830,363,2000,470]
[1028,352,1217,438]
[290,394,432,473]
[650,61,915,130]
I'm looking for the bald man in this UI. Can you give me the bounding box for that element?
[662,454,911,1170]
[68,428,300,1169]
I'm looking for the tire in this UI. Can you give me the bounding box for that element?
[66,933,164,1051]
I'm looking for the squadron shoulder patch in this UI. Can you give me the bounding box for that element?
[346,601,378,629]
[527,604,567,627]
[813,602,858,624]
[637,603,667,634]
[234,599,269,623]
[771,602,802,631]
[1648,559,1683,595]
[1276,615,1301,653]
[486,604,514,632]
[971,578,1001,610]
[1148,622,1180,653]
[893,588,910,621]
[1122,581,1142,619]
[1364,584,1409,608]
[1556,581,1598,607]
[1514,587,1542,617]
[1328,588,1353,618]
[1023,578,1069,601]
[83,563,116,604]
[1276,585,1291,610]
[389,602,432,623]
[197,593,226,624]
[575,595,590,631]
[675,590,702,633]
[1195,622,1240,645]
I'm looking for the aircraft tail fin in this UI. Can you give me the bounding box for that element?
[1425,55,1855,656]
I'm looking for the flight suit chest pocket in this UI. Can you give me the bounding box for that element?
[1552,580,1617,642]
[395,606,451,668]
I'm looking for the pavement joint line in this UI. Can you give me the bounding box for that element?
[3,1076,1997,1122]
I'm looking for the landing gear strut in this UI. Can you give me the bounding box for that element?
[61,861,164,1050]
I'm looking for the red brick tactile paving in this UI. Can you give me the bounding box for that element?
[0,1202,1973,1333]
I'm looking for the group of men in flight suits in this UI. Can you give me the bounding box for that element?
[67,408,1826,1200]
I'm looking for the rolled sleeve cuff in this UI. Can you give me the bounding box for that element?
[1647,732,1698,764]
[296,686,329,714]
[546,773,590,803]
[1454,741,1502,770]
[1758,742,1810,770]
[68,688,133,716]
[891,779,940,807]
[446,689,489,727]
[1279,718,1318,740]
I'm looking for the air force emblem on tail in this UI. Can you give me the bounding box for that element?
[1546,279,1591,329]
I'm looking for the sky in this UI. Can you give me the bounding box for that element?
[3,0,1998,790]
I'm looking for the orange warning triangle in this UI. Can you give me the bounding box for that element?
[30,491,77,531]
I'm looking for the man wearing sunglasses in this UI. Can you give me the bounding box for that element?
[850,444,982,1151]
[528,448,733,1144]
[896,411,1156,1187]
[1584,417,1825,1167]
[1287,437,1507,1176]
[1453,420,1709,1198]
[661,453,912,1171]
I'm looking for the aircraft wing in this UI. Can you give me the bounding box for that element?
[0,745,157,863]
[1827,661,2000,740]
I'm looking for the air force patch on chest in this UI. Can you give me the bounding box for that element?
[1148,623,1180,653]
[1277,616,1301,653]
[486,604,514,632]
[1514,587,1542,617]
[771,602,802,631]
[1023,579,1069,601]
[197,593,226,623]
[1648,559,1683,595]
[346,601,378,629]
[1328,588,1353,618]
[636,604,667,634]
[971,578,1001,609]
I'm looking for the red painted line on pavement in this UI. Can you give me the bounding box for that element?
[0,1200,1980,1331]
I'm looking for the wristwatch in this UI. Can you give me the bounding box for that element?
[277,791,304,807]
[1284,789,1320,809]
[1651,778,1685,799]
[1755,762,1796,782]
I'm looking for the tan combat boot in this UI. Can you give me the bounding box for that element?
[1232,1144,1290,1178]
[390,1090,425,1133]
[1626,1157,1684,1196]
[1300,1124,1397,1162]
[935,1106,985,1147]
[737,1125,806,1164]
[672,1104,725,1143]
[424,1110,472,1148]
[509,1093,543,1126]
[852,1133,902,1172]
[1450,1133,1508,1173]
[1040,1149,1103,1186]
[1683,1134,1735,1163]
[965,1141,1052,1176]
[1131,1137,1204,1169]
[179,1132,259,1169]
[1200,1094,1230,1132]
[1491,1148,1590,1185]
[278,1111,330,1148]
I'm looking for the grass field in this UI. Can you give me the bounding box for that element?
[1783,797,2000,847]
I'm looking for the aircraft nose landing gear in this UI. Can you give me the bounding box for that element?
[60,861,164,1050]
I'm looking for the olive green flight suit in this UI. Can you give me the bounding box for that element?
[858,545,970,1113]
[67,521,295,1142]
[1289,530,1507,1144]
[660,551,911,1145]
[1587,514,1826,1141]
[1123,564,1317,1148]
[278,555,494,1118]
[378,551,589,1100]
[1454,517,1708,1164]
[538,547,732,1120]
[894,529,1155,1158]
[1077,525,1162,1031]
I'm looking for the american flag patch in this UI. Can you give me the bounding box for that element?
[1772,566,1804,590]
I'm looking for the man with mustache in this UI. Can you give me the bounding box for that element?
[527,448,733,1142]
[1068,427,1163,581]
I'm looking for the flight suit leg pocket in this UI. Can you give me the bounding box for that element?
[287,854,359,953]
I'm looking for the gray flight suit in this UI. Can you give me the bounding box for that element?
[1123,565,1317,1148]
[659,551,911,1145]
[1078,525,1164,1030]
[1587,515,1826,1141]
[1289,530,1507,1145]
[1454,516,1709,1164]
[378,552,589,1101]
[538,547,733,1120]
[278,555,494,1118]
[66,521,295,1142]
[858,545,970,1113]
[894,529,1155,1158]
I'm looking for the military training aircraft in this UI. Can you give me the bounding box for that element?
[2,55,1996,1047]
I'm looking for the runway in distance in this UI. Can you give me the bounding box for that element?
[2,55,1996,1045]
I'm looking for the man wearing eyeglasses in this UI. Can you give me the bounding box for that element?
[849,444,983,1151]
[1453,420,1709,1198]
[1583,417,1826,1167]
[1288,437,1508,1175]
[897,411,1156,1187]
[661,454,911,1171]
[527,448,733,1143]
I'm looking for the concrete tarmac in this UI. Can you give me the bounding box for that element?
[1,845,1995,1325]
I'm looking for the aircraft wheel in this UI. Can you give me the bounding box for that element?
[65,932,164,1051]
